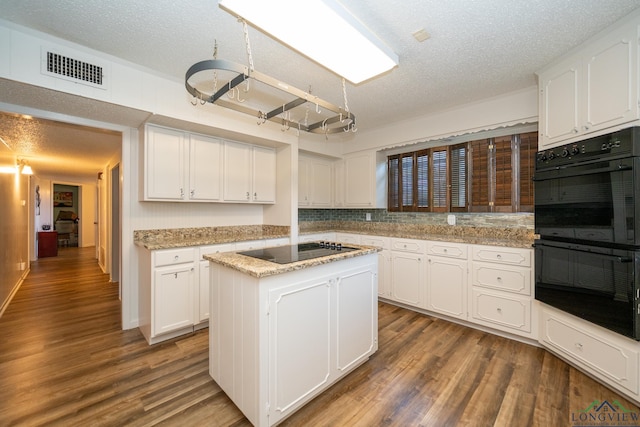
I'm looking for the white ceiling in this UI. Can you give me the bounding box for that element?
[1,0,640,181]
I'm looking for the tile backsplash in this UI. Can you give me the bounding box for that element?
[299,209,534,229]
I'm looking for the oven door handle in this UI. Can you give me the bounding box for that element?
[533,243,633,263]
[532,163,632,181]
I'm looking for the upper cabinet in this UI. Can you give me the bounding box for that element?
[538,23,638,149]
[142,124,275,204]
[298,155,332,207]
[223,141,276,204]
[344,153,376,207]
[143,125,222,202]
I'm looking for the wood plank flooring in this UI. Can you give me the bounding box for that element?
[0,247,638,426]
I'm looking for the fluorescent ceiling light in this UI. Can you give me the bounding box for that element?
[218,0,398,84]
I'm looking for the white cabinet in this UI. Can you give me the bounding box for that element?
[143,125,222,202]
[210,254,378,427]
[333,159,345,207]
[469,245,534,338]
[335,232,361,245]
[390,238,426,307]
[426,242,468,320]
[538,23,638,148]
[540,304,640,399]
[298,232,336,243]
[189,133,223,201]
[198,243,235,324]
[223,140,276,203]
[298,155,333,207]
[139,247,197,344]
[344,153,376,207]
[361,235,391,299]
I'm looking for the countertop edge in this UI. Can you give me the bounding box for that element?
[204,245,380,278]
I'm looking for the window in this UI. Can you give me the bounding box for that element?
[388,132,536,213]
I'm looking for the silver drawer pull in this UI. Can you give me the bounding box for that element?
[496,254,502,259]
[496,276,502,282]
[496,308,502,314]
[575,342,583,351]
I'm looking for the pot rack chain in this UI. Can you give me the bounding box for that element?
[185,19,356,134]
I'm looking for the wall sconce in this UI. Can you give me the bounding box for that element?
[18,158,33,175]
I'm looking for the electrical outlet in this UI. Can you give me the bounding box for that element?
[365,213,371,221]
[447,214,456,226]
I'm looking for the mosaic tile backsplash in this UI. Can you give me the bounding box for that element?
[299,209,534,229]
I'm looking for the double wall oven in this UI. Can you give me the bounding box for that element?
[534,127,640,340]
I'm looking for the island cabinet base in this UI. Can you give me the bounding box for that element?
[209,254,378,427]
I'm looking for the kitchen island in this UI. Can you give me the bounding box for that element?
[204,243,379,427]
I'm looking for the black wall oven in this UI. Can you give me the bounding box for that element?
[534,127,640,340]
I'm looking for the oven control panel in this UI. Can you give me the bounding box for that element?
[536,127,640,169]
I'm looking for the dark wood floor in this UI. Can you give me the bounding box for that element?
[1,247,637,426]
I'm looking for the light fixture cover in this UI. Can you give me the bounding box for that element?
[218,0,398,84]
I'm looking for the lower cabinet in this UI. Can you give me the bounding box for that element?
[540,304,640,399]
[140,239,289,344]
[390,248,425,307]
[154,263,195,335]
[469,245,535,338]
[210,254,378,426]
[426,242,468,320]
[198,243,236,324]
[361,235,391,299]
[139,247,197,344]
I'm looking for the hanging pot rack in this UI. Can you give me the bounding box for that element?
[185,59,356,134]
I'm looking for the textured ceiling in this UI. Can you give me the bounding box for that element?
[1,0,640,181]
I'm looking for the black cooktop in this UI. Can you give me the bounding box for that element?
[238,242,357,264]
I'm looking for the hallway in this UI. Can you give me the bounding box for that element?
[0,247,234,426]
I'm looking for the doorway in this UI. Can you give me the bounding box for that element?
[53,183,80,248]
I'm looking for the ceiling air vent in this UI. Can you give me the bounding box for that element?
[41,49,107,90]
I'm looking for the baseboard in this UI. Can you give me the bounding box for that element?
[0,268,30,319]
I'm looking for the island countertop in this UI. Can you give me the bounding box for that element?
[203,244,380,278]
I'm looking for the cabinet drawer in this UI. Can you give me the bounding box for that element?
[361,236,390,250]
[335,233,361,245]
[470,289,531,333]
[472,245,531,267]
[540,307,639,394]
[154,248,196,267]
[471,262,531,295]
[199,243,235,259]
[427,241,467,259]
[235,240,266,251]
[391,238,426,253]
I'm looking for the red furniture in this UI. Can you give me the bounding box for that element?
[38,231,58,258]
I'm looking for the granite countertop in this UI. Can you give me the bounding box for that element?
[134,225,290,250]
[299,221,536,249]
[203,244,380,278]
[134,222,535,251]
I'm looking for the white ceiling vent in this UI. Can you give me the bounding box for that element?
[41,48,107,90]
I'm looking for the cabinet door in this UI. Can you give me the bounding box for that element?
[378,250,391,298]
[584,27,637,133]
[153,264,194,335]
[333,160,345,207]
[145,126,187,200]
[390,251,424,307]
[345,153,375,207]
[223,141,252,202]
[335,269,377,372]
[310,159,332,207]
[298,157,310,206]
[252,146,276,203]
[268,278,332,424]
[427,256,467,319]
[198,261,210,323]
[189,134,222,201]
[539,57,581,148]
